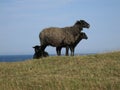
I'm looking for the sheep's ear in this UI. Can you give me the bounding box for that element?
[76,20,79,23]
[80,20,84,22]
[75,21,80,25]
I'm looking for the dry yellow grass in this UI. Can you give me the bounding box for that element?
[0,51,120,90]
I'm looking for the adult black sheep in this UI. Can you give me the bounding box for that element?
[56,32,88,56]
[39,20,90,56]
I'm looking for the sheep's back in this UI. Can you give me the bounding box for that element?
[39,26,80,47]
[40,27,66,46]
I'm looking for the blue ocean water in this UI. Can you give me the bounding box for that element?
[0,55,33,62]
[0,53,96,62]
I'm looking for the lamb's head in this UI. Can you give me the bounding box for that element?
[33,45,41,53]
[75,20,90,29]
[80,32,88,40]
[33,45,49,58]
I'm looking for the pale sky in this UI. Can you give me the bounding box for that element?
[0,0,120,55]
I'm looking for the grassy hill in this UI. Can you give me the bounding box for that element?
[0,51,120,90]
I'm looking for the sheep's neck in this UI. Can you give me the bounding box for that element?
[74,23,83,30]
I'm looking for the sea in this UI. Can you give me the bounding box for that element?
[0,53,95,62]
[0,55,33,62]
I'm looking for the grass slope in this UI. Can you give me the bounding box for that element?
[0,51,120,90]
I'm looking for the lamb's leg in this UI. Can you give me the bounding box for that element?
[56,47,59,55]
[56,47,62,56]
[70,47,74,56]
[65,46,69,56]
[59,47,62,56]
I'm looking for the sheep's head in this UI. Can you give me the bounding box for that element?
[75,20,90,29]
[80,20,90,28]
[80,32,88,39]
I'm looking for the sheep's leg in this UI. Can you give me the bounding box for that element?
[70,47,74,56]
[56,47,61,56]
[56,47,59,56]
[59,47,62,56]
[40,45,46,52]
[65,46,69,56]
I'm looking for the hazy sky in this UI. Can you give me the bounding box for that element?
[0,0,120,55]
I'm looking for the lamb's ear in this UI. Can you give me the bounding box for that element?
[80,32,86,37]
[33,45,40,48]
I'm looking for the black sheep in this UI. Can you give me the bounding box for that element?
[56,32,88,56]
[33,45,49,59]
[39,20,90,56]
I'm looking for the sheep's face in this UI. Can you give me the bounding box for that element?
[33,45,41,53]
[80,32,88,39]
[80,20,90,28]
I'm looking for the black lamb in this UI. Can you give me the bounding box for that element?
[56,32,88,56]
[33,45,49,59]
